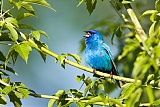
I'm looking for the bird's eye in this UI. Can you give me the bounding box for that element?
[88,32,94,35]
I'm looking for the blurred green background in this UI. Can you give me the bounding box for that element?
[2,0,154,106]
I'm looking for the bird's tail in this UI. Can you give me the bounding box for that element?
[112,67,125,88]
[111,59,125,88]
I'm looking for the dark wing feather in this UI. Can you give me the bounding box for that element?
[102,43,125,88]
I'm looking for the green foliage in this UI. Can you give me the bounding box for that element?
[78,0,160,107]
[0,0,55,106]
[0,0,160,107]
[77,0,101,14]
[56,53,81,69]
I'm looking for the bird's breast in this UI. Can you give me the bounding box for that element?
[85,45,112,72]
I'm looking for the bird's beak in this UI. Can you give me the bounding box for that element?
[83,31,90,38]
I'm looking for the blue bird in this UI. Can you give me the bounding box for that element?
[84,30,124,87]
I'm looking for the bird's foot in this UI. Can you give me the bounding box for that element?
[110,71,113,80]
[93,69,97,74]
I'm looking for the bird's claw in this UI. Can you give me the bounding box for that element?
[93,69,97,74]
[110,71,113,80]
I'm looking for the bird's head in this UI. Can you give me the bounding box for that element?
[84,30,103,43]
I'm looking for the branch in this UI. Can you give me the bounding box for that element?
[108,2,150,53]
[0,79,10,86]
[41,47,138,83]
[18,31,157,85]
[108,0,129,24]
[124,4,150,53]
[17,31,137,83]
[1,31,159,106]
[29,93,151,107]
[0,78,156,106]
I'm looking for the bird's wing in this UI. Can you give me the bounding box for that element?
[102,43,118,72]
[102,42,125,87]
[102,43,114,60]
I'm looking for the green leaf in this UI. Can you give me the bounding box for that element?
[132,52,150,78]
[16,13,35,21]
[5,17,18,28]
[110,98,123,107]
[120,83,138,99]
[67,53,81,64]
[68,89,83,98]
[153,99,160,106]
[19,24,35,30]
[20,2,35,14]
[14,91,22,99]
[37,30,48,37]
[5,65,18,76]
[15,1,23,9]
[97,82,104,91]
[2,86,12,95]
[56,53,81,67]
[0,32,13,41]
[154,46,160,58]
[0,21,5,27]
[141,10,158,16]
[14,43,32,63]
[31,30,40,41]
[112,26,123,44]
[118,38,139,60]
[2,60,18,76]
[55,90,65,97]
[56,54,66,69]
[2,77,10,84]
[0,70,9,76]
[76,74,85,83]
[18,87,29,99]
[48,99,56,107]
[38,51,46,62]
[145,85,154,103]
[99,93,107,105]
[18,83,29,99]
[23,0,56,11]
[88,95,102,103]
[11,51,19,65]
[5,46,15,67]
[76,102,86,107]
[8,91,22,107]
[84,81,94,96]
[5,23,18,42]
[0,95,7,106]
[149,21,157,37]
[155,0,160,11]
[145,36,158,47]
[115,26,123,38]
[86,0,97,15]
[150,12,157,22]
[0,51,6,62]
[126,88,143,107]
[60,100,73,107]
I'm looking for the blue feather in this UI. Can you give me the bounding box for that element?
[84,30,124,87]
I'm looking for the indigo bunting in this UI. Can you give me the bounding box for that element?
[84,30,124,87]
